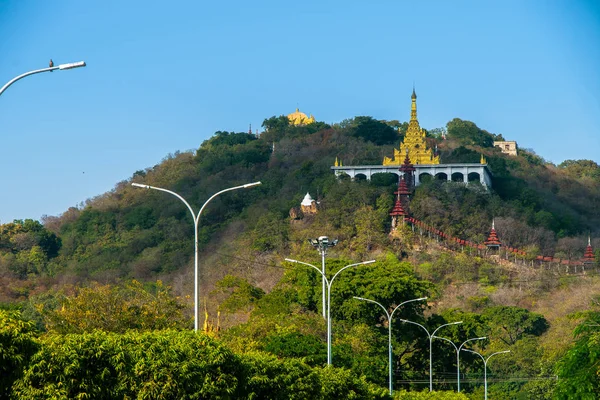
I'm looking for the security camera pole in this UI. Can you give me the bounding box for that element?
[309,236,338,319]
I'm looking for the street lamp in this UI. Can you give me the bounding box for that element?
[433,336,487,392]
[0,61,86,97]
[399,319,463,391]
[461,349,510,400]
[132,181,261,332]
[285,258,375,365]
[309,236,338,319]
[353,296,427,395]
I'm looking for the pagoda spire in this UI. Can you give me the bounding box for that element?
[411,86,417,121]
[583,236,595,264]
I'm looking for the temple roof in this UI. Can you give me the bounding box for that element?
[389,198,407,216]
[484,220,502,247]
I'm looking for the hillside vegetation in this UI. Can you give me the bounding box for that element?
[1,115,600,398]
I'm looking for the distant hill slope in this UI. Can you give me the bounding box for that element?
[0,117,599,302]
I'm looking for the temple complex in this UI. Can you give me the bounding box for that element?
[287,108,315,126]
[383,89,440,165]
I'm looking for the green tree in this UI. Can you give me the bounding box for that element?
[0,310,39,399]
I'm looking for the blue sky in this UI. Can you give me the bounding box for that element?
[0,0,599,223]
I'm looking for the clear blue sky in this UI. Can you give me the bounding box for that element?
[1,0,599,223]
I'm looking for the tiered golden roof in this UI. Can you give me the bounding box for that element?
[383,89,440,165]
[287,108,315,126]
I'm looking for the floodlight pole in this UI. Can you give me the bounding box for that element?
[132,181,261,332]
[309,236,338,319]
[353,296,427,395]
[0,61,86,97]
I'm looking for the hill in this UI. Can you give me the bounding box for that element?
[1,114,600,398]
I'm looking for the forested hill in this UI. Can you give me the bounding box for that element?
[1,115,599,297]
[2,115,600,398]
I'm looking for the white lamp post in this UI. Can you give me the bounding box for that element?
[285,258,375,365]
[399,319,463,391]
[353,296,427,395]
[132,181,261,332]
[461,349,510,400]
[0,61,86,96]
[433,336,487,392]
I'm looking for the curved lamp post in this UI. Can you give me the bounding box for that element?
[285,258,375,365]
[353,296,427,395]
[0,61,86,97]
[433,336,487,392]
[132,181,261,331]
[461,349,510,400]
[399,319,463,391]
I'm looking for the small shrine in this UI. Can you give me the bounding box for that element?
[287,108,315,126]
[583,236,595,265]
[484,220,502,250]
[383,89,440,165]
[300,192,318,215]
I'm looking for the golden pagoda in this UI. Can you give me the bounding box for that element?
[287,108,315,126]
[383,89,440,165]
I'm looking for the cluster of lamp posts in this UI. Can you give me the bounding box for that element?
[287,241,510,398]
[1,63,507,400]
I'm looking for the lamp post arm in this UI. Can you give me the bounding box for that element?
[486,350,511,364]
[0,67,58,96]
[459,337,487,353]
[1,61,86,97]
[196,182,261,222]
[284,259,326,280]
[432,321,463,337]
[399,319,430,338]
[433,335,458,352]
[390,297,427,321]
[353,297,390,320]
[461,348,485,363]
[131,183,196,221]
[330,260,375,286]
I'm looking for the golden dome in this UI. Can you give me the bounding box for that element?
[287,108,315,126]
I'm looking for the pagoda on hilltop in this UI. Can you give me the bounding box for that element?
[583,236,595,265]
[383,88,440,165]
[484,220,502,251]
[287,108,315,126]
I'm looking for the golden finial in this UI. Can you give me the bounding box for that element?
[480,154,486,164]
[334,157,339,167]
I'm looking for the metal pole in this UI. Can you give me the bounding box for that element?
[321,249,326,319]
[0,61,86,97]
[133,181,261,332]
[388,321,393,395]
[461,349,509,400]
[457,337,486,392]
[327,280,332,364]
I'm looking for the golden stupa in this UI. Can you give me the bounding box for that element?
[383,89,440,165]
[287,108,315,126]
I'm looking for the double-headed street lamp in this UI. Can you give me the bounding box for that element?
[308,236,338,319]
[353,296,427,395]
[433,336,487,392]
[285,258,375,365]
[132,181,261,332]
[461,349,511,400]
[399,319,463,391]
[0,61,86,97]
